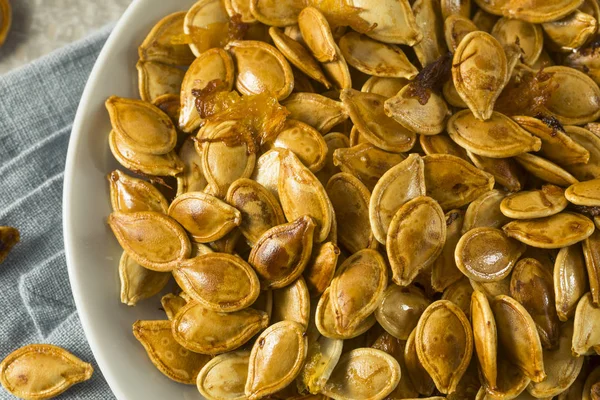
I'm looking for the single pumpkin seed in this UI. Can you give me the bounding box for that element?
[315,287,377,340]
[444,14,478,51]
[0,344,93,400]
[413,0,448,67]
[471,290,498,389]
[361,76,409,97]
[565,125,600,181]
[177,137,208,196]
[245,321,308,400]
[197,351,250,400]
[184,0,230,56]
[136,60,185,103]
[298,334,343,394]
[583,229,600,305]
[467,151,524,192]
[542,10,598,52]
[108,211,191,272]
[119,251,170,307]
[281,93,348,134]
[376,285,430,341]
[554,244,588,321]
[500,184,568,219]
[420,133,469,160]
[251,149,282,200]
[572,292,600,356]
[315,133,350,186]
[405,327,436,396]
[463,189,510,233]
[491,17,543,66]
[348,0,421,45]
[172,302,269,354]
[161,293,187,320]
[138,11,195,65]
[441,278,475,318]
[566,178,600,206]
[432,209,466,292]
[108,170,169,213]
[502,212,594,249]
[250,0,303,26]
[387,196,446,286]
[271,277,311,328]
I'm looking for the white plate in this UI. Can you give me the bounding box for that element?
[63,1,202,399]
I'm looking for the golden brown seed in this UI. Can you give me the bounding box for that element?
[316,133,350,186]
[326,173,376,254]
[177,137,208,197]
[565,125,600,181]
[271,277,310,328]
[0,344,93,400]
[361,76,409,97]
[387,196,446,286]
[420,134,466,161]
[584,230,600,306]
[106,96,177,155]
[329,249,387,334]
[444,14,478,51]
[297,7,337,62]
[0,226,19,264]
[173,253,260,312]
[423,154,495,210]
[161,293,187,320]
[502,212,594,249]
[539,66,600,125]
[138,11,195,65]
[441,0,470,19]
[471,290,498,389]
[298,331,343,394]
[321,43,352,90]
[441,278,474,318]
[349,0,421,45]
[133,320,210,385]
[303,242,339,298]
[251,149,282,200]
[168,191,242,243]
[341,88,416,153]
[321,348,401,400]
[184,0,229,56]
[338,32,418,79]
[333,144,407,191]
[573,292,600,356]
[467,151,524,192]
[199,120,257,198]
[265,119,327,172]
[315,287,377,340]
[462,189,510,233]
[376,285,431,341]
[452,31,508,120]
[278,150,334,243]
[543,10,598,52]
[196,351,250,400]
[491,17,543,66]
[554,244,588,321]
[415,300,473,394]
[432,209,465,292]
[281,93,348,134]
[369,154,426,245]
[108,211,191,272]
[178,48,234,133]
[412,0,448,67]
[514,153,579,187]
[208,228,242,254]
[245,321,308,400]
[108,130,184,177]
[500,185,568,219]
[249,216,315,289]
[566,178,600,206]
[119,251,170,307]
[136,60,185,103]
[172,302,269,354]
[226,40,294,100]
[492,295,546,383]
[527,320,584,398]
[250,0,303,26]
[447,110,542,158]
[470,276,511,302]
[509,258,560,349]
[512,115,590,166]
[385,84,450,136]
[226,178,285,246]
[269,27,331,89]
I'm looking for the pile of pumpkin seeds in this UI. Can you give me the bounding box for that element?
[8,0,600,398]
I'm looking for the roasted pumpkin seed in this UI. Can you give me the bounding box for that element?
[339,31,419,79]
[500,184,568,219]
[441,278,474,317]
[502,212,594,249]
[161,293,188,320]
[463,189,509,233]
[467,151,524,192]
[444,14,478,51]
[416,300,473,394]
[197,351,250,400]
[543,10,598,52]
[139,11,195,65]
[245,321,308,400]
[271,277,310,327]
[108,170,169,213]
[108,211,191,272]
[341,88,416,153]
[387,196,446,286]
[370,333,419,398]
[471,290,498,389]
[119,251,170,307]
[405,327,436,396]
[0,344,93,399]
[423,154,495,210]
[133,320,210,385]
[566,178,600,206]
[583,229,600,305]
[491,18,543,66]
[420,133,469,160]
[298,333,343,394]
[281,93,348,134]
[303,242,339,297]
[510,258,560,349]
[315,133,350,186]
[514,153,579,187]
[172,302,269,354]
[452,32,508,120]
[554,244,588,321]
[315,287,377,340]
[413,0,448,67]
[279,150,334,242]
[361,76,409,97]
[376,285,431,341]
[432,209,466,292]
[492,295,546,383]
[326,173,377,253]
[565,125,600,181]
[136,60,185,103]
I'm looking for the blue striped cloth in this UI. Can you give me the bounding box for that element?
[0,26,115,399]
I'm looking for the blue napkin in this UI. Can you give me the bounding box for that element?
[0,26,116,399]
